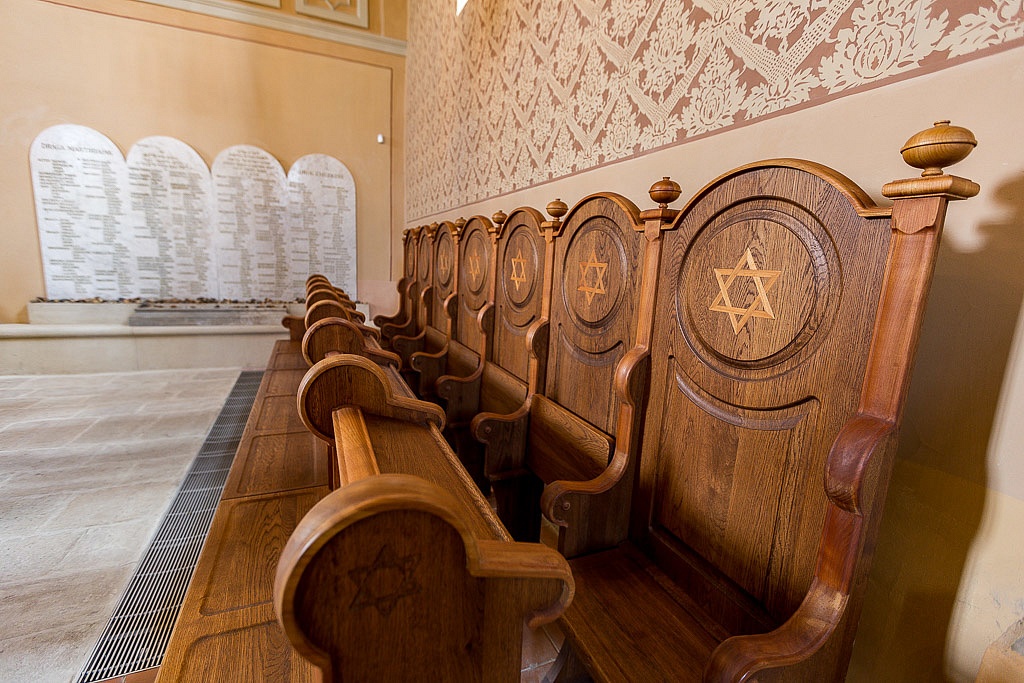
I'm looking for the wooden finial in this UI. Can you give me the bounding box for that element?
[492,209,507,227]
[546,198,568,221]
[455,217,467,229]
[649,177,681,208]
[882,120,979,200]
[901,120,977,177]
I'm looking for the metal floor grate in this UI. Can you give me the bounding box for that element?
[74,370,264,683]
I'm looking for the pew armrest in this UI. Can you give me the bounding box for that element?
[472,401,530,476]
[282,315,305,341]
[410,344,450,396]
[436,362,484,425]
[391,330,427,365]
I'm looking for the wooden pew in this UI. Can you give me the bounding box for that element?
[373,228,420,343]
[408,215,494,406]
[471,185,679,556]
[159,292,574,681]
[392,221,459,388]
[436,206,548,532]
[282,274,363,340]
[550,121,979,681]
[279,353,574,682]
[380,224,433,350]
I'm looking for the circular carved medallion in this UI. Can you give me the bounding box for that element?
[678,205,839,375]
[503,226,538,308]
[436,233,453,290]
[562,217,626,330]
[463,230,489,295]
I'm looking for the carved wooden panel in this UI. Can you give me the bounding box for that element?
[493,208,545,382]
[224,430,328,498]
[545,194,644,434]
[430,222,457,330]
[266,368,309,397]
[414,225,434,332]
[176,620,316,682]
[251,394,306,432]
[199,490,325,615]
[636,162,892,622]
[292,508,486,680]
[403,229,417,279]
[456,216,492,354]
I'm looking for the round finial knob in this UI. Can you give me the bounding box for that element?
[650,177,681,208]
[455,217,467,228]
[546,198,568,220]
[429,222,439,229]
[900,120,977,178]
[492,209,507,226]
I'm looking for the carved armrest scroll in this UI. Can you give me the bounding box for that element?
[298,354,446,446]
[472,401,531,476]
[436,361,484,425]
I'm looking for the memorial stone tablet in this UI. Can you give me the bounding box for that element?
[31,125,359,304]
[212,145,288,300]
[287,154,357,298]
[127,136,214,299]
[31,125,133,299]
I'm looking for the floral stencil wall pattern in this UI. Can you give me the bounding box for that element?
[407,0,1023,219]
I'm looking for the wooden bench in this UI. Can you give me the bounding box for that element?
[407,215,494,405]
[547,121,979,681]
[437,208,548,517]
[392,221,458,389]
[469,188,677,557]
[375,227,423,348]
[275,353,573,681]
[158,281,573,682]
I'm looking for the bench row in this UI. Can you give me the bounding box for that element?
[160,119,978,682]
[365,120,979,680]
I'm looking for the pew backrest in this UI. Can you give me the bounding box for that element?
[539,193,646,441]
[455,216,495,358]
[492,207,546,385]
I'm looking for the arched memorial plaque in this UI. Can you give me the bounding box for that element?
[31,125,132,299]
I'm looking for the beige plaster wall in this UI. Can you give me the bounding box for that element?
[411,46,1024,680]
[0,0,405,323]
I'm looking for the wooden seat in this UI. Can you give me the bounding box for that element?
[472,190,677,556]
[375,227,423,347]
[393,220,459,393]
[385,223,438,360]
[409,215,495,405]
[437,208,546,504]
[553,121,980,681]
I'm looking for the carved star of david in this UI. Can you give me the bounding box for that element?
[709,248,782,334]
[437,249,451,279]
[509,249,528,291]
[577,248,608,305]
[348,544,421,617]
[467,252,482,285]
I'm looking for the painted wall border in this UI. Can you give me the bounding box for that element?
[135,0,402,53]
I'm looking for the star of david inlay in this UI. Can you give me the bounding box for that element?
[577,248,608,305]
[348,544,421,617]
[467,252,482,284]
[709,248,782,334]
[509,249,528,291]
[437,249,451,278]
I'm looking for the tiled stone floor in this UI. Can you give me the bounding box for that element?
[0,368,241,683]
[0,367,564,682]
